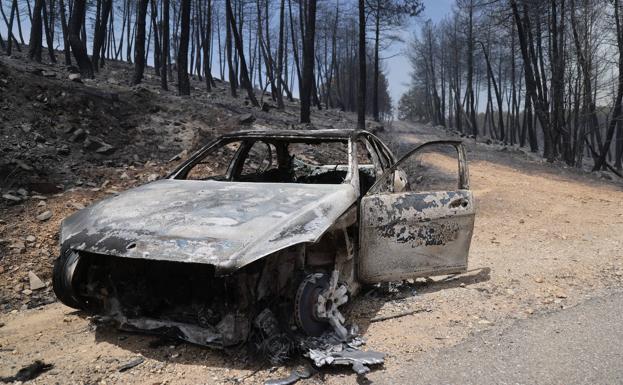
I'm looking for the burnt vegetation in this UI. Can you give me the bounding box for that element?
[1,0,423,126]
[399,0,623,176]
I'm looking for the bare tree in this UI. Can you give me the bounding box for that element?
[68,0,94,77]
[357,0,366,129]
[300,0,317,123]
[178,0,191,94]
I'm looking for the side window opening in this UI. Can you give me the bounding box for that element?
[369,142,465,195]
[403,144,460,192]
[289,142,349,184]
[185,141,241,181]
[238,141,280,180]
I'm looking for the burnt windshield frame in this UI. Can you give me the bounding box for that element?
[168,136,355,185]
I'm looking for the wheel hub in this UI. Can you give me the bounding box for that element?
[295,271,349,339]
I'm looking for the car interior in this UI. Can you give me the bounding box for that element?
[181,138,382,194]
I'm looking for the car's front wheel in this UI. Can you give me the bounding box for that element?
[52,250,86,309]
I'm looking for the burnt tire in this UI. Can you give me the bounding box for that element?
[294,273,330,336]
[52,250,86,310]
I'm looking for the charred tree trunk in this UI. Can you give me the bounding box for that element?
[59,0,71,64]
[177,0,191,94]
[225,1,237,97]
[276,0,285,108]
[6,0,19,55]
[161,0,170,90]
[593,0,623,171]
[479,41,504,142]
[466,0,477,137]
[93,0,112,71]
[202,0,215,90]
[226,0,258,105]
[132,0,149,84]
[40,0,56,62]
[68,0,94,77]
[372,6,380,122]
[356,0,365,129]
[28,0,44,61]
[300,0,317,123]
[511,0,553,160]
[151,0,161,76]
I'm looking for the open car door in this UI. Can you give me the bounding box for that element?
[358,141,475,283]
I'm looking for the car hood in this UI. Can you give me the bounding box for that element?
[60,179,357,274]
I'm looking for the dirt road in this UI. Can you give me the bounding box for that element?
[1,122,622,384]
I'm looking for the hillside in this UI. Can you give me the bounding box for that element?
[0,50,366,313]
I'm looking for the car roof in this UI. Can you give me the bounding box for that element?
[220,128,373,140]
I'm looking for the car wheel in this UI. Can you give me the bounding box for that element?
[294,273,331,336]
[52,250,86,309]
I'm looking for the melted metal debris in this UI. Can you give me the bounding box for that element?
[264,363,315,385]
[118,357,145,372]
[300,327,385,375]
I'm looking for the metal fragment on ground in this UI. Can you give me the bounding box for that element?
[302,328,385,374]
[118,357,145,372]
[264,363,314,385]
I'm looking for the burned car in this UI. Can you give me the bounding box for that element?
[53,129,475,353]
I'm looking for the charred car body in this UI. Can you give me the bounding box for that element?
[53,129,475,357]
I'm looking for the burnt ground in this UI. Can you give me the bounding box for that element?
[1,53,623,384]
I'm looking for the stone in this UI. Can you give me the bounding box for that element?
[42,71,57,78]
[96,144,116,155]
[70,129,87,142]
[10,241,26,251]
[3,193,21,202]
[37,200,46,208]
[83,137,105,151]
[26,235,36,243]
[147,174,158,182]
[22,289,33,296]
[15,160,33,171]
[71,202,85,210]
[28,271,46,290]
[17,188,28,196]
[57,145,71,156]
[238,113,255,124]
[68,73,82,82]
[33,132,46,143]
[36,210,53,221]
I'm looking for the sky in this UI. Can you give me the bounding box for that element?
[385,0,454,109]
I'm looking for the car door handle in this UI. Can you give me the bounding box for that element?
[449,198,469,209]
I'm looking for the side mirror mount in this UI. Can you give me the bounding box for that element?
[392,169,409,193]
